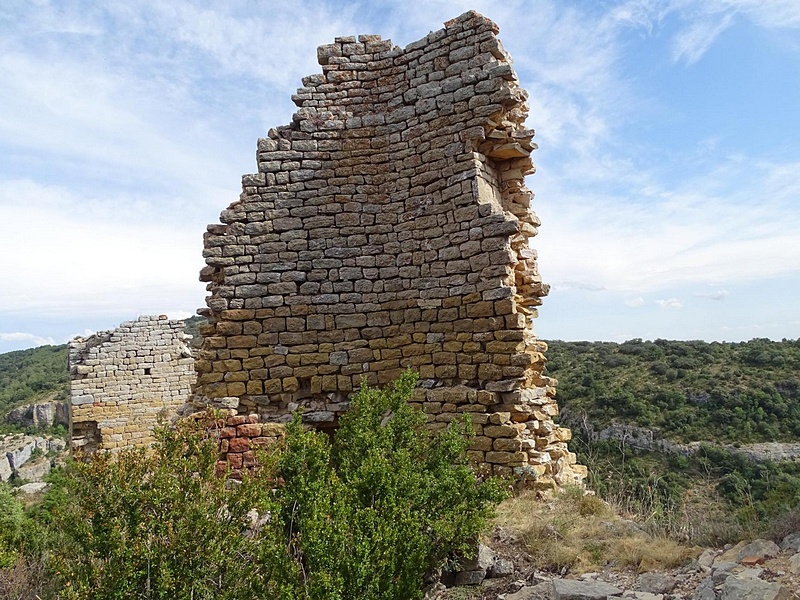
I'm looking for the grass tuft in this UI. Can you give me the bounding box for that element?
[493,487,698,575]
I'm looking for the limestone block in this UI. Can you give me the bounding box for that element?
[16,457,51,482]
[0,455,12,482]
[484,424,523,438]
[486,451,527,465]
[469,436,493,452]
[552,579,622,600]
[493,438,522,452]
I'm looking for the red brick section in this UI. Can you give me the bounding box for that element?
[196,413,284,479]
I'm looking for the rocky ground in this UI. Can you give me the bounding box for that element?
[1,400,68,492]
[429,534,800,600]
[0,433,65,492]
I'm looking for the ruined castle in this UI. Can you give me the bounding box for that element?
[68,11,585,489]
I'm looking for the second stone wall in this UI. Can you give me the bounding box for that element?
[69,315,195,453]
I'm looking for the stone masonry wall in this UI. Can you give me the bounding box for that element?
[193,11,585,488]
[69,315,194,453]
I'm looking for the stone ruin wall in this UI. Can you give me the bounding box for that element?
[192,11,585,488]
[68,315,195,453]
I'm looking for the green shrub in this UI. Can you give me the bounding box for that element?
[50,370,506,600]
[0,484,27,569]
[51,418,291,600]
[279,370,508,599]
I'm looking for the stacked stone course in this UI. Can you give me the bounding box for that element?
[193,11,585,487]
[69,315,194,452]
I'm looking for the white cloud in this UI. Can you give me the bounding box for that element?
[537,157,800,294]
[0,0,798,345]
[656,298,684,309]
[0,332,57,347]
[625,297,645,307]
[551,281,606,292]
[0,52,241,201]
[134,0,360,91]
[66,329,96,342]
[0,180,205,318]
[695,290,730,301]
[720,0,800,28]
[671,12,735,64]
[613,0,800,65]
[165,310,194,321]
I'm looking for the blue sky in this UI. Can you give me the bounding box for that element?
[1,0,799,352]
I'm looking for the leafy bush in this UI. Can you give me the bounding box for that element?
[50,370,506,600]
[51,418,290,600]
[0,484,27,569]
[280,371,507,599]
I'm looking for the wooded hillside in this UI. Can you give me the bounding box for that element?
[547,338,800,443]
[0,345,68,416]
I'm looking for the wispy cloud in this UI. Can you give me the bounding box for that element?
[0,180,205,317]
[720,0,800,28]
[656,298,684,309]
[537,157,800,294]
[0,52,241,201]
[695,290,730,301]
[625,297,645,307]
[671,12,735,64]
[1,0,798,345]
[551,281,606,292]
[613,0,800,65]
[0,332,57,347]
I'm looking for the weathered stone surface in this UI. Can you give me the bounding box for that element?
[192,11,583,484]
[460,544,496,573]
[5,438,35,471]
[789,552,800,575]
[0,454,11,482]
[453,570,486,587]
[68,315,195,453]
[693,576,716,600]
[780,532,800,553]
[6,402,69,429]
[488,557,515,578]
[720,575,791,600]
[502,582,552,600]
[636,573,675,594]
[0,434,64,482]
[552,579,623,600]
[15,456,51,482]
[623,592,663,600]
[698,549,717,568]
[712,562,738,585]
[15,482,49,495]
[716,542,748,565]
[735,539,780,563]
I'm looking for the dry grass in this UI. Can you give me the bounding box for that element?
[493,486,699,575]
[0,557,53,600]
[768,507,800,544]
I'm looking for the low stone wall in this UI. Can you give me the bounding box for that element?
[68,315,194,453]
